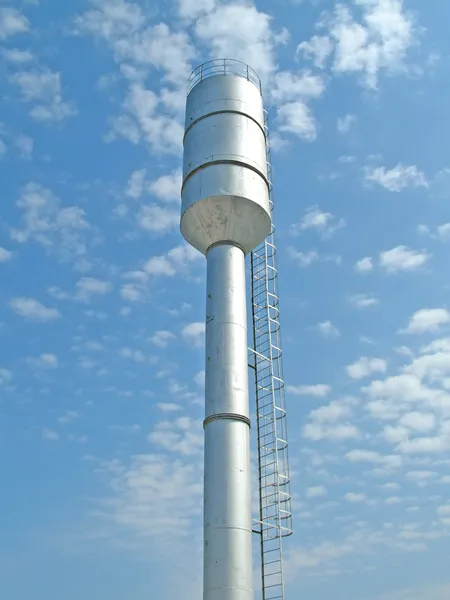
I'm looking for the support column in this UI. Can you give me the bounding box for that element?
[203,243,254,600]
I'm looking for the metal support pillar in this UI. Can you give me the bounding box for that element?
[203,243,254,600]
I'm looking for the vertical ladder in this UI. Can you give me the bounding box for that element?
[249,112,293,600]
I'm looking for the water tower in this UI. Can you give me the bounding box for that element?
[180,59,292,600]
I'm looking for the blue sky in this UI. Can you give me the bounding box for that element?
[1,1,450,599]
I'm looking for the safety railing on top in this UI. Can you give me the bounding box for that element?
[187,58,263,95]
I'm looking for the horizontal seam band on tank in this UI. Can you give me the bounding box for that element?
[183,108,266,141]
[181,159,271,195]
[206,322,247,331]
[204,526,253,533]
[203,587,253,593]
[203,413,251,429]
[206,240,246,254]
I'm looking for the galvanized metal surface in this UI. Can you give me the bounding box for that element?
[204,243,254,600]
[180,60,291,600]
[181,68,271,256]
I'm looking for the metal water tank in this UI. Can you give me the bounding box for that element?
[180,59,271,255]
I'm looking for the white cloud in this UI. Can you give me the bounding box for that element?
[401,309,450,335]
[286,384,331,397]
[194,371,205,387]
[148,416,203,456]
[11,183,91,265]
[296,35,333,69]
[96,452,202,540]
[437,505,450,517]
[285,538,354,573]
[346,356,387,380]
[360,357,450,455]
[382,482,400,491]
[363,372,423,401]
[42,428,59,441]
[316,321,340,338]
[287,247,319,267]
[303,422,360,441]
[378,582,450,600]
[303,398,360,441]
[355,256,373,273]
[181,322,205,348]
[272,71,325,104]
[148,170,182,203]
[405,470,438,483]
[195,3,287,84]
[150,330,176,348]
[121,243,201,302]
[0,7,29,39]
[420,337,450,354]
[346,449,402,470]
[76,2,195,155]
[9,297,60,322]
[0,368,12,385]
[178,0,215,21]
[364,164,428,192]
[276,101,317,142]
[406,351,450,385]
[74,0,145,41]
[398,412,436,433]
[363,372,450,427]
[2,48,35,64]
[293,205,345,237]
[0,247,13,263]
[309,400,354,422]
[76,1,194,84]
[75,278,112,301]
[156,402,183,413]
[398,435,450,455]
[272,72,325,141]
[417,224,430,237]
[143,256,176,277]
[27,353,58,369]
[349,293,378,308]
[166,244,202,270]
[125,168,147,199]
[58,411,79,425]
[437,223,450,241]
[306,485,327,498]
[385,496,402,505]
[119,347,147,363]
[112,83,184,154]
[344,492,366,503]
[321,0,417,89]
[117,23,195,83]
[337,114,357,134]
[380,246,431,273]
[382,425,409,444]
[15,134,34,159]
[138,204,179,234]
[11,68,77,122]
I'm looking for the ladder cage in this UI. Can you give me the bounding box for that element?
[249,111,293,600]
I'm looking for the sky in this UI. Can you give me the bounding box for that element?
[1,0,450,599]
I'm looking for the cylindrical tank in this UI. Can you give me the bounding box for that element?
[180,59,272,600]
[181,59,271,256]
